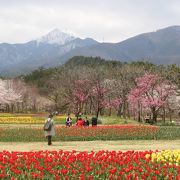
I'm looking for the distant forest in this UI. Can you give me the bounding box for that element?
[23,56,180,89]
[0,56,179,122]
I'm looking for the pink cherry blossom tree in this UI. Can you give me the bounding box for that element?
[90,80,109,119]
[128,73,177,123]
[107,98,122,116]
[110,98,122,110]
[72,79,91,116]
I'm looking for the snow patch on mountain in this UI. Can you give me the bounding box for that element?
[37,29,76,45]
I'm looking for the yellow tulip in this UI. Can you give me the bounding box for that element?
[145,154,150,159]
[147,150,180,166]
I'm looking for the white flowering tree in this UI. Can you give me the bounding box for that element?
[0,80,9,104]
[0,79,23,112]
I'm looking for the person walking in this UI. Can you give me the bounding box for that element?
[44,114,55,145]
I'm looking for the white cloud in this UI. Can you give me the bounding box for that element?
[0,0,180,43]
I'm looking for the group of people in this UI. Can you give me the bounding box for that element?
[75,117,89,126]
[43,113,98,146]
[65,114,97,127]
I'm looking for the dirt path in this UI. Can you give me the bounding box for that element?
[0,140,179,152]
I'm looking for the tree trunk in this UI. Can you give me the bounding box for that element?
[11,104,14,113]
[117,104,122,117]
[162,107,166,124]
[33,101,37,113]
[89,98,93,115]
[17,102,20,113]
[138,111,141,122]
[100,108,104,116]
[84,101,88,115]
[108,107,112,116]
[169,110,172,122]
[137,101,141,122]
[152,113,157,123]
[21,102,24,112]
[96,109,100,120]
[126,103,130,119]
[151,107,157,123]
[6,104,10,113]
[79,103,84,115]
[108,96,111,116]
[54,94,59,111]
[122,102,126,119]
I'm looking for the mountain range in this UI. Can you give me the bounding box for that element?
[0,26,180,76]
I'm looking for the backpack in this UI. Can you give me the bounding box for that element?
[44,119,52,131]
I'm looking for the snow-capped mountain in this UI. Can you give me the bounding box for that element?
[37,29,76,45]
[0,29,98,76]
[1,26,180,77]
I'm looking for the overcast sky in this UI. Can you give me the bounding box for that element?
[0,0,180,43]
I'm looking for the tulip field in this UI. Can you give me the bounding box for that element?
[0,114,180,178]
[0,125,180,142]
[0,150,179,179]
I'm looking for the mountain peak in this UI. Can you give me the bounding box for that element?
[37,29,76,45]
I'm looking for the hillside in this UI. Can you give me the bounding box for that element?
[61,26,180,65]
[1,26,180,76]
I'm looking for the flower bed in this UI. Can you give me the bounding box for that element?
[0,116,71,124]
[151,150,180,166]
[0,150,179,179]
[58,125,159,141]
[0,117,44,124]
[0,125,180,142]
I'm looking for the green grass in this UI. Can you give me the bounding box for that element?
[0,113,15,117]
[98,115,139,125]
[54,115,139,125]
[155,126,180,139]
